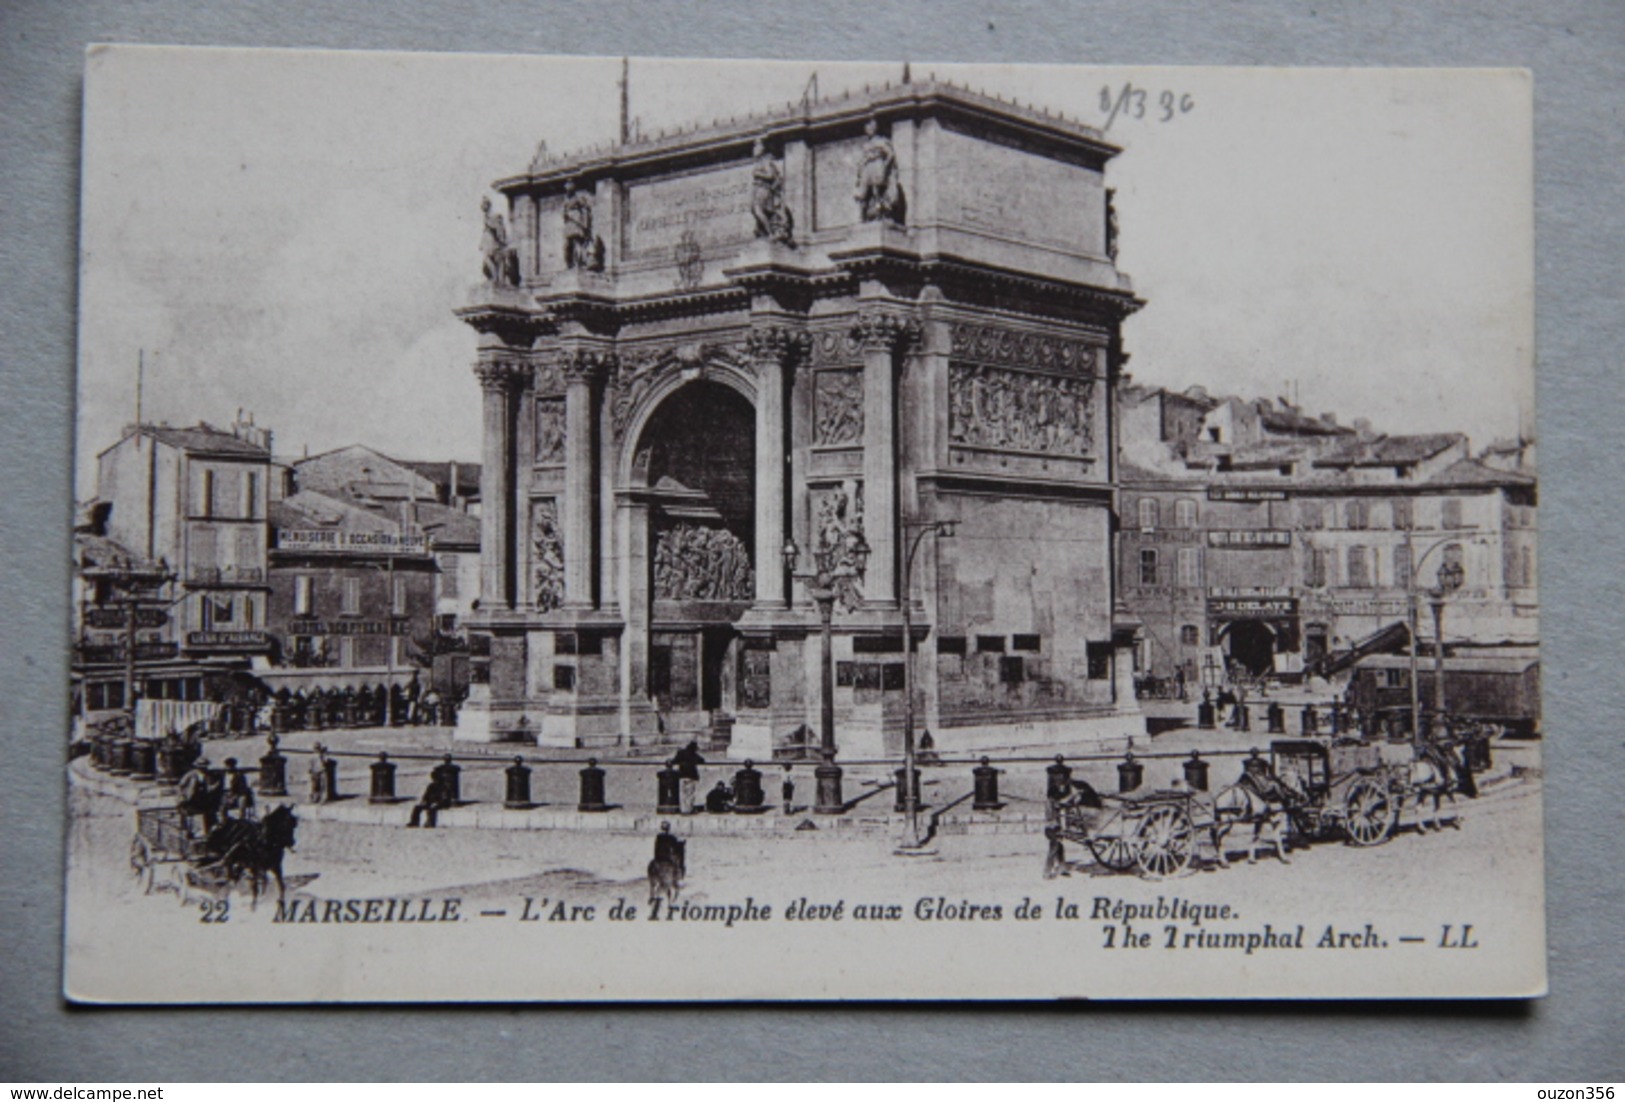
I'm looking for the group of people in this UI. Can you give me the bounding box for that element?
[669,740,798,815]
[175,755,258,834]
[266,677,454,733]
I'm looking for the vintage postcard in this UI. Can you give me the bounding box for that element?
[65,48,1542,1002]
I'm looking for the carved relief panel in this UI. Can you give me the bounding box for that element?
[534,398,565,466]
[948,363,1096,456]
[530,499,564,612]
[652,522,754,601]
[813,369,863,446]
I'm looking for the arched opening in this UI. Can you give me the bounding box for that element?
[634,381,756,726]
[1223,620,1277,678]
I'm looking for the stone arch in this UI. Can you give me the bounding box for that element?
[614,346,758,490]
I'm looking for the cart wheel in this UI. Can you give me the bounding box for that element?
[129,835,154,894]
[1344,779,1395,846]
[1087,832,1139,872]
[1135,804,1195,880]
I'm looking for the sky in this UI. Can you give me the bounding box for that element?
[77,50,1533,495]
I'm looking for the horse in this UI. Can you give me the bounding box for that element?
[1210,774,1300,866]
[203,804,299,906]
[648,837,686,908]
[1402,742,1476,833]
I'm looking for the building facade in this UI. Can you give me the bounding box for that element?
[90,416,275,666]
[1118,387,1538,685]
[456,80,1144,757]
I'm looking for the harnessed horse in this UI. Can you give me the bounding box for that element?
[1403,740,1476,832]
[648,836,687,907]
[202,804,299,906]
[1211,769,1303,866]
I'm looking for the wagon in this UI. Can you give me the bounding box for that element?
[129,805,228,896]
[1056,787,1216,881]
[1268,738,1402,847]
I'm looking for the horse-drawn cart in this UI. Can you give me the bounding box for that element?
[1056,788,1215,881]
[129,805,231,897]
[1267,739,1403,847]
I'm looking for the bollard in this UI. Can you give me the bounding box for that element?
[130,739,157,781]
[323,755,341,801]
[972,756,1002,811]
[814,752,845,814]
[656,762,682,815]
[1197,699,1216,730]
[578,758,608,812]
[1045,755,1074,800]
[1301,705,1319,736]
[432,755,461,805]
[369,752,397,804]
[91,734,108,770]
[1183,750,1210,792]
[504,756,532,809]
[733,760,765,812]
[892,766,922,813]
[1117,752,1144,793]
[1267,702,1285,734]
[111,737,135,776]
[259,737,288,797]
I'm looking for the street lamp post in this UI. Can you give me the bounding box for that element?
[1405,528,1469,744]
[783,532,870,814]
[899,519,954,851]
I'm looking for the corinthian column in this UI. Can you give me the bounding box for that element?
[852,311,919,607]
[747,327,806,609]
[473,359,530,609]
[561,350,610,610]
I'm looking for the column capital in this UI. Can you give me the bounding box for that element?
[851,310,922,354]
[473,359,533,393]
[745,325,811,369]
[560,348,617,386]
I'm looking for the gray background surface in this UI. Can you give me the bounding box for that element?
[2,0,1619,1082]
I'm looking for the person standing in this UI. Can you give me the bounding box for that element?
[673,739,704,815]
[177,756,219,834]
[779,763,795,815]
[221,757,256,821]
[308,743,330,805]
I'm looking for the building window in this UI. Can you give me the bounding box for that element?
[1300,501,1323,530]
[1177,547,1201,586]
[936,636,967,656]
[392,574,407,615]
[1174,499,1198,528]
[202,594,234,629]
[1180,624,1200,647]
[998,656,1025,684]
[1442,497,1463,529]
[200,470,216,518]
[1086,642,1112,680]
[241,596,255,628]
[1345,499,1368,530]
[438,554,460,598]
[1392,497,1414,531]
[1347,545,1371,588]
[553,665,576,691]
[235,526,258,568]
[294,575,314,616]
[975,635,1006,654]
[1139,548,1159,585]
[1521,547,1534,587]
[342,576,361,615]
[244,471,260,519]
[1138,498,1159,529]
[1305,548,1329,588]
[1011,633,1041,652]
[1393,543,1412,590]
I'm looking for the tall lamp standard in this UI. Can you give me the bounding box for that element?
[1404,528,1471,744]
[898,519,954,851]
[783,531,870,814]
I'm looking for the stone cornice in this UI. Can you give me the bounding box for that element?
[472,359,534,393]
[851,310,923,353]
[454,303,552,347]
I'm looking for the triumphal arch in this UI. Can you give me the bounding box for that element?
[456,80,1144,759]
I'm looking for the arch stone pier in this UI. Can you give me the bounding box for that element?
[456,80,1145,758]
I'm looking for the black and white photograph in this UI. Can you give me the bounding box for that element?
[63,48,1542,1003]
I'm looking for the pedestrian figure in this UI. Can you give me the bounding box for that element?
[1043,825,1071,879]
[779,763,795,814]
[221,757,256,821]
[648,820,686,906]
[705,780,734,815]
[177,755,221,834]
[407,770,452,829]
[673,739,704,815]
[308,743,331,804]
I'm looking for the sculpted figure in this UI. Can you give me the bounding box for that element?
[562,179,602,271]
[853,117,904,223]
[751,138,794,245]
[480,198,519,288]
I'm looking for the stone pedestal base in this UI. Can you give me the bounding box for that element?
[454,688,534,744]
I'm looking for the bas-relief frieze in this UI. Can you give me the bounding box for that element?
[653,522,754,601]
[813,369,863,446]
[948,361,1095,456]
[948,322,1098,373]
[530,499,564,613]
